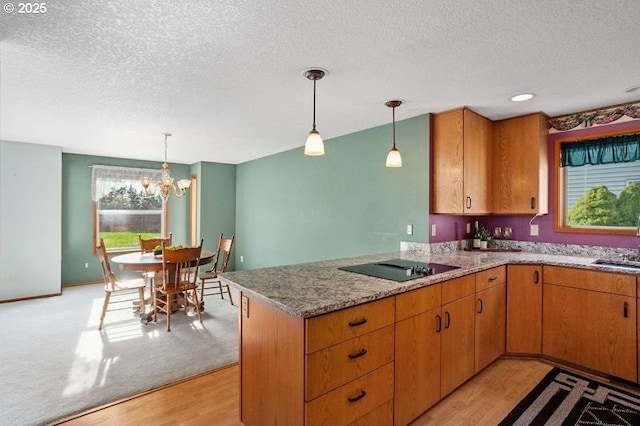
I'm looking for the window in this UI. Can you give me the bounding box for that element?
[556,129,640,234]
[92,165,167,251]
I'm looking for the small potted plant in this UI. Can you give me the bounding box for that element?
[478,227,491,249]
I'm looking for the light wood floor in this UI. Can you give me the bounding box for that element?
[56,358,553,426]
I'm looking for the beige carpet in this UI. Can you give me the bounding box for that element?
[0,284,239,426]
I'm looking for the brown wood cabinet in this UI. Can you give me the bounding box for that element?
[542,266,637,382]
[394,274,476,426]
[240,294,395,426]
[506,264,542,354]
[431,107,493,214]
[492,112,549,214]
[475,267,506,373]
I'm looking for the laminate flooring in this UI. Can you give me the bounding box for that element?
[57,358,553,426]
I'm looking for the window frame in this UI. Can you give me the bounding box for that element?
[554,124,640,235]
[91,165,169,254]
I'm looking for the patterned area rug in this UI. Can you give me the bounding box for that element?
[500,367,640,426]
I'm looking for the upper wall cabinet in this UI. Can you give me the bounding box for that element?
[432,107,493,214]
[492,113,549,215]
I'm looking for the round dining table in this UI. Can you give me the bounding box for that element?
[111,249,215,272]
[111,250,215,323]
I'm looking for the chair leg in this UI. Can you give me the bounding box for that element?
[226,284,234,306]
[153,290,158,324]
[166,294,172,332]
[137,288,145,313]
[99,291,111,330]
[192,289,203,324]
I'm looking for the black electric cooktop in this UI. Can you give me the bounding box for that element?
[339,258,460,282]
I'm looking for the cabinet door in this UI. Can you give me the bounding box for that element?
[506,265,542,354]
[432,108,491,214]
[394,308,441,426]
[492,113,548,214]
[475,284,505,373]
[462,108,492,214]
[441,295,475,397]
[543,284,636,381]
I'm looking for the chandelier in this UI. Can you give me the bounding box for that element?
[141,132,191,201]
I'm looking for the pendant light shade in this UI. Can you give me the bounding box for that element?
[303,69,326,156]
[385,100,403,167]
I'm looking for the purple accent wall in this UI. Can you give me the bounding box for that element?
[430,119,640,249]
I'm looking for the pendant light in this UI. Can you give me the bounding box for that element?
[385,100,403,167]
[303,69,326,156]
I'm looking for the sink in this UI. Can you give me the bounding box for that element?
[592,259,640,271]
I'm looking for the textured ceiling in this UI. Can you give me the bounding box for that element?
[1,0,640,165]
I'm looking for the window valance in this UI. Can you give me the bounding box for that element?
[91,165,161,201]
[560,133,640,167]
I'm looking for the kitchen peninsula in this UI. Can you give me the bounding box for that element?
[220,249,640,426]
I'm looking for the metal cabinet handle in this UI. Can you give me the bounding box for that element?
[488,276,497,281]
[533,270,539,284]
[347,390,367,403]
[531,197,536,209]
[444,311,451,329]
[477,298,483,314]
[348,348,368,360]
[624,302,629,318]
[466,197,472,210]
[436,314,442,333]
[348,318,367,327]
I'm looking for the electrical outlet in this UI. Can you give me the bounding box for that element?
[240,255,244,263]
[466,222,471,233]
[431,224,437,236]
[84,262,89,268]
[241,295,249,318]
[406,224,413,235]
[530,224,539,236]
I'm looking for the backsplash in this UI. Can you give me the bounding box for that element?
[403,239,639,260]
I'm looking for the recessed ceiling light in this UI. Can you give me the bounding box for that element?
[510,93,535,102]
[625,84,640,93]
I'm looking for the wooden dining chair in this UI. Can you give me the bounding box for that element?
[154,239,204,332]
[199,234,235,308]
[138,233,172,288]
[138,233,172,254]
[96,238,146,330]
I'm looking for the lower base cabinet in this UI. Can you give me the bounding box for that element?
[475,283,506,373]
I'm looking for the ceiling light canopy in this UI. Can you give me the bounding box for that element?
[304,68,326,156]
[141,133,191,202]
[385,100,403,168]
[510,93,536,102]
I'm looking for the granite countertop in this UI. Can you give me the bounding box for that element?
[219,250,639,319]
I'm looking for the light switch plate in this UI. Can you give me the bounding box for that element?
[431,224,437,236]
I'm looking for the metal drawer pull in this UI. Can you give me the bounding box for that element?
[347,390,367,403]
[348,348,368,360]
[348,318,368,327]
[488,276,497,281]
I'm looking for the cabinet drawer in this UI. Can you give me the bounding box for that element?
[348,399,393,426]
[544,265,636,297]
[306,297,395,354]
[442,274,475,305]
[396,283,441,321]
[306,325,394,401]
[305,363,394,426]
[476,266,506,292]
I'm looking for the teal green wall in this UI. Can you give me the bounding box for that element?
[234,114,430,270]
[194,161,237,270]
[62,153,192,284]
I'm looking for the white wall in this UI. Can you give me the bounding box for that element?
[0,141,62,300]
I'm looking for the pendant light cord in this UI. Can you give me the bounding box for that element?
[392,106,397,149]
[312,79,317,131]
